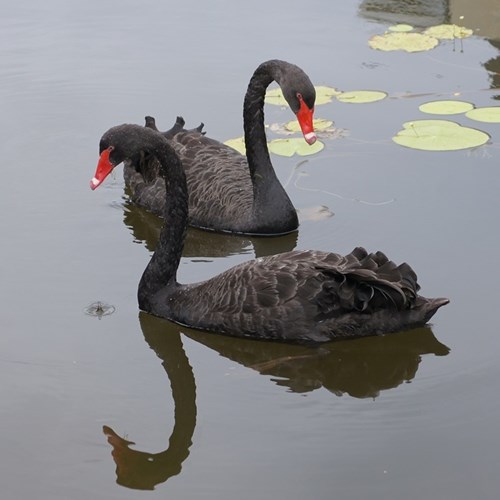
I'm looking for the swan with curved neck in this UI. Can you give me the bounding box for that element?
[90,124,448,343]
[91,60,317,236]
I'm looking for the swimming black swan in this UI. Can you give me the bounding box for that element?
[91,60,317,236]
[91,124,448,343]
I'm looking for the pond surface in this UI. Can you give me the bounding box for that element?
[1,0,499,499]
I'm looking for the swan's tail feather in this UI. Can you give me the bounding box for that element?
[144,115,205,136]
[420,297,450,323]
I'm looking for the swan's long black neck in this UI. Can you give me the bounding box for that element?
[243,60,298,229]
[138,135,188,310]
[243,60,289,192]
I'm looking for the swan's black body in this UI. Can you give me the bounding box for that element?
[93,124,449,343]
[122,60,318,236]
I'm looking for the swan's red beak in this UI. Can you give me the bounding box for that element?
[296,96,317,145]
[90,147,114,190]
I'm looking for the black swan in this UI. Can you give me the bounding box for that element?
[90,124,448,343]
[90,60,317,236]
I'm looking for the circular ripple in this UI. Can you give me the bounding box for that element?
[84,301,116,318]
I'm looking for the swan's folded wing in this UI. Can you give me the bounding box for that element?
[310,247,420,320]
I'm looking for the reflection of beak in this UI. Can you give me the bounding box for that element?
[90,148,114,190]
[296,100,317,145]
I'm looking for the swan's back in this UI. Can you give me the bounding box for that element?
[150,247,448,343]
[125,117,295,234]
[166,128,256,232]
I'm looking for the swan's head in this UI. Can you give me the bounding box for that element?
[280,72,317,145]
[90,124,144,190]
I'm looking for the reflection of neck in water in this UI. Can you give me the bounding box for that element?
[102,317,449,488]
[183,326,450,399]
[103,313,196,490]
[122,196,298,258]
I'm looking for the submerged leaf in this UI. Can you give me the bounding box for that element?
[465,107,500,123]
[369,32,439,52]
[284,118,333,132]
[337,90,387,104]
[419,100,474,115]
[268,138,325,157]
[424,24,473,40]
[392,119,489,151]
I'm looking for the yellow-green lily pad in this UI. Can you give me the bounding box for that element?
[264,87,288,106]
[369,32,439,52]
[314,86,342,104]
[284,118,333,132]
[419,100,474,115]
[465,107,500,123]
[337,90,387,104]
[424,24,473,40]
[388,24,414,32]
[392,119,489,151]
[268,138,325,157]
[224,136,246,155]
[265,85,340,106]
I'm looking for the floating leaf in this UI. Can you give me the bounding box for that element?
[419,100,474,115]
[264,87,288,106]
[369,32,439,52]
[265,85,340,106]
[314,86,342,104]
[392,119,489,151]
[284,118,333,132]
[465,107,500,123]
[268,138,325,157]
[388,24,414,32]
[337,90,387,104]
[224,136,246,154]
[424,24,473,40]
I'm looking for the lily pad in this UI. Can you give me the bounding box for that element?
[419,100,474,115]
[388,24,413,33]
[284,118,333,132]
[268,138,325,157]
[424,24,473,40]
[314,86,342,104]
[369,32,439,52]
[465,107,500,123]
[265,87,288,106]
[337,90,387,104]
[224,137,246,155]
[392,119,489,151]
[265,85,340,106]
[388,24,414,32]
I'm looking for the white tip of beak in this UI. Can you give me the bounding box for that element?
[304,132,317,145]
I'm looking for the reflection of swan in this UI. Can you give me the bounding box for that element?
[102,317,449,489]
[122,197,298,258]
[103,313,196,490]
[183,326,450,398]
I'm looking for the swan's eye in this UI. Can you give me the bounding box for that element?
[107,146,114,152]
[296,92,303,101]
